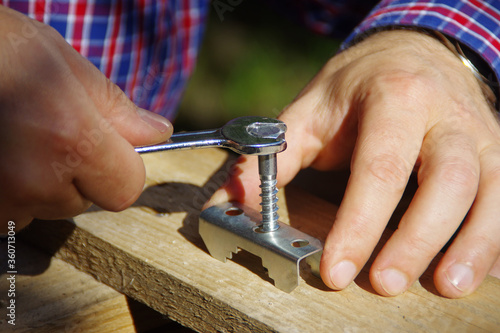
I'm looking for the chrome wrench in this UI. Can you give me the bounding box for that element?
[135,116,287,156]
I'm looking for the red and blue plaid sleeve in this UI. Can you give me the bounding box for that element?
[4,0,500,116]
[0,0,209,119]
[344,0,500,88]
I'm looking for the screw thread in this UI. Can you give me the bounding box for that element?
[259,178,279,231]
[258,154,279,232]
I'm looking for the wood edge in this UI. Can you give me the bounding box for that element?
[19,219,277,333]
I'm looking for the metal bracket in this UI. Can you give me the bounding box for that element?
[199,202,323,293]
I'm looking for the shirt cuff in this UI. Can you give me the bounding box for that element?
[342,0,500,96]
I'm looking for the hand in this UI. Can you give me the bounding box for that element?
[207,30,500,298]
[0,6,173,233]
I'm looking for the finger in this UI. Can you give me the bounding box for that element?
[9,146,93,219]
[0,146,91,230]
[46,26,173,146]
[30,190,92,220]
[320,88,427,291]
[50,35,171,210]
[68,105,147,211]
[434,147,500,298]
[36,61,149,212]
[205,155,261,210]
[369,130,480,296]
[0,14,156,223]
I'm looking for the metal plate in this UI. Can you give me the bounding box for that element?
[199,202,323,293]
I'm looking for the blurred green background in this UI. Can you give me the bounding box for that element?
[176,1,340,130]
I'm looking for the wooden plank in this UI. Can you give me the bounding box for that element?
[19,149,500,332]
[0,240,187,332]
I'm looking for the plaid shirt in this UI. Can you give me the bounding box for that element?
[2,0,500,118]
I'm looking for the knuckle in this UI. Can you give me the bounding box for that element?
[402,230,442,261]
[365,154,410,192]
[480,145,500,180]
[437,159,478,195]
[449,233,500,276]
[369,70,434,104]
[474,234,500,257]
[334,209,381,246]
[95,77,131,115]
[344,217,381,246]
[487,166,500,183]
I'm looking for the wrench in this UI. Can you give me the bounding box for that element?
[134,116,286,156]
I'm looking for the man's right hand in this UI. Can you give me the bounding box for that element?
[0,5,173,232]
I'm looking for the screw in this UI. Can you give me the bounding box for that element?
[258,153,279,232]
[246,120,286,232]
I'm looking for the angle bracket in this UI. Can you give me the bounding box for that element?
[199,202,323,292]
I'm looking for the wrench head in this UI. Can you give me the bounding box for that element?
[221,116,287,155]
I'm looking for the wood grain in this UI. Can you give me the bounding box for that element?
[19,149,500,332]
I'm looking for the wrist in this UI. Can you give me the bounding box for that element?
[428,30,498,110]
[348,27,498,111]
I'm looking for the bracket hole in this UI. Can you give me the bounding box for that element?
[225,207,244,216]
[253,226,265,233]
[291,239,309,248]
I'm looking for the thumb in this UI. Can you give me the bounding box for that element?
[87,76,173,147]
[53,32,173,146]
[102,102,174,147]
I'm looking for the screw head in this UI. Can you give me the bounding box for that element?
[246,122,287,139]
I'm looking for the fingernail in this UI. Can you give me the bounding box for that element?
[329,260,357,289]
[137,108,172,134]
[446,262,474,292]
[379,268,408,296]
